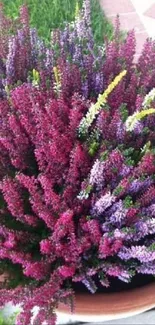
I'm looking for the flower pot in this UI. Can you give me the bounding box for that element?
[57,282,155,323]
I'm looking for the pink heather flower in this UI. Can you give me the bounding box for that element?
[107,265,121,277]
[86,219,102,244]
[114,178,130,198]
[139,186,155,207]
[24,261,50,280]
[112,239,123,253]
[53,210,74,240]
[79,234,91,253]
[58,265,76,278]
[136,153,155,176]
[19,5,29,27]
[38,174,60,208]
[0,178,24,219]
[119,30,136,68]
[16,310,33,325]
[126,207,138,225]
[32,309,55,325]
[99,237,112,258]
[99,237,122,258]
[40,239,53,255]
[3,233,16,249]
[104,150,124,182]
[136,94,144,110]
[16,173,55,229]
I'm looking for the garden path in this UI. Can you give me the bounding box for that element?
[100,0,155,60]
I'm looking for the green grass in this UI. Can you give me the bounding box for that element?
[1,0,113,44]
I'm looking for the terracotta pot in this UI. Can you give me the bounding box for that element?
[57,282,155,322]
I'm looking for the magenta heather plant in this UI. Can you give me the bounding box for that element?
[1,2,155,325]
[0,72,155,324]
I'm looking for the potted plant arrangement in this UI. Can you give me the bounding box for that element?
[0,1,155,324]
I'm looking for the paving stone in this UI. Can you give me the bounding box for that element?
[144,3,155,18]
[99,0,135,17]
[99,0,150,56]
[135,31,149,55]
[110,13,145,32]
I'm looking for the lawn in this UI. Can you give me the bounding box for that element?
[1,0,113,44]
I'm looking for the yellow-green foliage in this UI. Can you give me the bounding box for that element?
[126,108,155,132]
[79,70,127,135]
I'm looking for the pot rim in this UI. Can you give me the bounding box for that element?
[57,282,155,322]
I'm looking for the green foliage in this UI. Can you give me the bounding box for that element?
[100,150,109,161]
[123,196,133,209]
[123,147,134,157]
[113,185,124,196]
[125,157,135,166]
[148,243,155,252]
[0,311,18,325]
[120,103,129,122]
[89,0,113,43]
[88,129,100,156]
[1,0,113,44]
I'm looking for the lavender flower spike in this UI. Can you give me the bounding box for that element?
[92,192,116,216]
[137,262,155,275]
[118,246,155,263]
[89,159,105,188]
[6,36,16,84]
[109,200,127,225]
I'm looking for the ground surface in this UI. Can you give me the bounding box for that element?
[100,0,155,59]
[56,310,155,324]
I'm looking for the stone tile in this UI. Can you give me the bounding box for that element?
[144,4,155,19]
[131,0,155,15]
[86,310,155,324]
[99,0,135,17]
[134,53,141,63]
[135,31,149,55]
[110,13,145,32]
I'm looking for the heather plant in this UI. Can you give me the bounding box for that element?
[0,1,106,99]
[1,1,155,103]
[0,67,155,324]
[1,1,155,104]
[1,2,155,325]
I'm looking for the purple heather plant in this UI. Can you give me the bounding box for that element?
[0,1,106,99]
[0,1,155,325]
